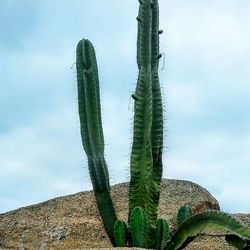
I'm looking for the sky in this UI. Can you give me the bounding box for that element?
[0,0,249,214]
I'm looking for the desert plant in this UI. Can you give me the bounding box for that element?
[177,205,193,225]
[165,206,250,250]
[76,0,250,249]
[76,38,117,245]
[113,206,250,249]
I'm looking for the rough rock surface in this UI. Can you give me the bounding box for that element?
[0,179,249,249]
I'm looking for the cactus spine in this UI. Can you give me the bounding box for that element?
[129,0,163,239]
[76,39,117,245]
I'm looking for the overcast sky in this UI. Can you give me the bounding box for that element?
[0,0,249,214]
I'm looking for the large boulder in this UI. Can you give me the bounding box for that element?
[0,179,248,249]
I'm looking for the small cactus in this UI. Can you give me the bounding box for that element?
[114,220,128,247]
[129,207,148,247]
[155,218,169,250]
[177,205,193,225]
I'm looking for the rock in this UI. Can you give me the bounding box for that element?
[0,179,248,249]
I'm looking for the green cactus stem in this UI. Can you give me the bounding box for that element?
[76,39,117,245]
[150,0,164,220]
[129,0,163,238]
[177,205,193,225]
[114,220,128,247]
[130,207,148,247]
[155,218,169,250]
[165,210,250,250]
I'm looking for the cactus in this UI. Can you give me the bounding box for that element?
[129,0,163,235]
[76,0,250,248]
[76,39,117,245]
[114,220,128,247]
[177,205,193,225]
[155,218,169,250]
[165,210,250,250]
[129,206,148,247]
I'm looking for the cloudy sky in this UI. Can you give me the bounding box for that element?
[1,0,249,214]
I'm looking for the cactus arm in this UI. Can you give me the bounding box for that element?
[129,0,153,215]
[150,0,164,208]
[151,67,163,185]
[129,64,156,223]
[130,207,148,248]
[151,0,163,181]
[177,205,193,225]
[76,39,117,245]
[155,218,169,250]
[165,211,250,250]
[136,0,152,68]
[114,220,128,247]
[151,0,160,69]
[129,0,163,229]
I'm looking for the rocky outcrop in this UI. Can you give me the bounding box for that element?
[0,179,248,249]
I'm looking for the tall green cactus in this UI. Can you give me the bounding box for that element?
[76,39,117,245]
[129,0,163,234]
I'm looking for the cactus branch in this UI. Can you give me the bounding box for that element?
[76,39,117,245]
[156,218,169,250]
[114,220,128,247]
[130,207,148,248]
[177,205,193,225]
[165,211,250,250]
[129,0,163,235]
